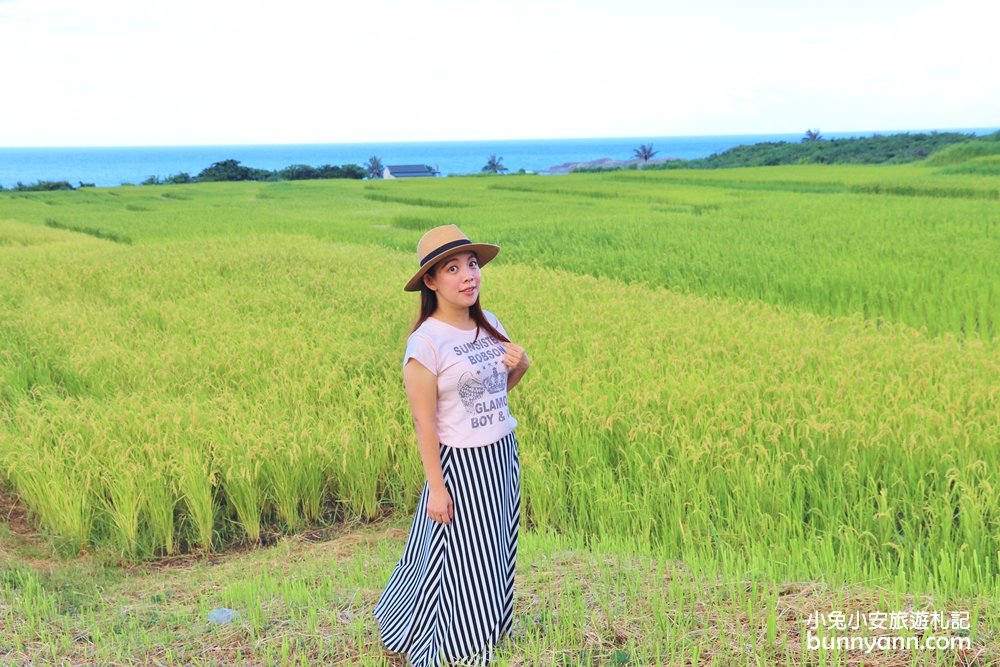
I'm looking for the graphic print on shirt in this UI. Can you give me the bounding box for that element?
[457,372,485,411]
[482,367,505,395]
[453,333,511,428]
[457,366,506,413]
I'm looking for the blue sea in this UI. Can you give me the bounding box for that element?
[1,128,997,189]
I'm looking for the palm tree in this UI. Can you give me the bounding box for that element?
[364,156,384,179]
[481,155,508,174]
[632,143,658,168]
[802,129,823,142]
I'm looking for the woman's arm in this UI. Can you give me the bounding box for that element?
[403,358,453,524]
[500,343,530,392]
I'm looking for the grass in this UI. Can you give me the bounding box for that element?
[924,138,1000,167]
[1,167,998,338]
[1,164,999,664]
[1,509,993,666]
[43,217,134,244]
[934,155,1000,177]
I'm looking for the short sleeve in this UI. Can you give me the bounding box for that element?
[488,311,510,341]
[403,333,438,375]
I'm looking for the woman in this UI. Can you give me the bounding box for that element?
[373,225,530,667]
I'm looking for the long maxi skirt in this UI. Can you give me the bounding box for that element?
[373,431,520,667]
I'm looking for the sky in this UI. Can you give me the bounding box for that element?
[1,0,997,147]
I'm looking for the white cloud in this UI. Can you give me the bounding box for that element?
[0,0,996,145]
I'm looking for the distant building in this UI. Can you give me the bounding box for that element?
[383,164,439,179]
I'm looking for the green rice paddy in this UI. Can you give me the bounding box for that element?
[1,162,998,664]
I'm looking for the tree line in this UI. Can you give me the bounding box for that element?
[570,131,1000,173]
[7,132,996,191]
[641,130,994,170]
[0,159,366,191]
[141,159,366,185]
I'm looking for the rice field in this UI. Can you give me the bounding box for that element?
[2,164,996,338]
[1,163,999,664]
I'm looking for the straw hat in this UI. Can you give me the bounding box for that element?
[404,225,500,292]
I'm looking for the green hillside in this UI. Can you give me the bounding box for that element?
[603,130,1000,170]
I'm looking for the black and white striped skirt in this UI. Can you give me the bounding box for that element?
[373,431,520,667]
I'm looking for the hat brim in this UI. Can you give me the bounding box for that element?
[404,243,500,292]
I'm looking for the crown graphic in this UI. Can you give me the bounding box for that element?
[483,367,505,395]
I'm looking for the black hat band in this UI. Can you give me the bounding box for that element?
[419,239,472,267]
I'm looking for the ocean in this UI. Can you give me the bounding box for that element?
[1,128,997,189]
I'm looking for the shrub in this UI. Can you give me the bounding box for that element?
[163,172,193,185]
[572,165,623,174]
[196,160,272,183]
[12,180,75,192]
[279,164,321,180]
[340,164,366,179]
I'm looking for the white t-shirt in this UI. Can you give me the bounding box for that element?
[403,310,518,448]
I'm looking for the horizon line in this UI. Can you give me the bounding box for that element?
[2,126,998,151]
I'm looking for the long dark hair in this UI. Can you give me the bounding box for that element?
[411,259,509,344]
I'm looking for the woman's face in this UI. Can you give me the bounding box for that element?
[424,251,481,309]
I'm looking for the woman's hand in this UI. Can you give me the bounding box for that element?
[427,487,453,525]
[499,341,530,391]
[499,342,529,372]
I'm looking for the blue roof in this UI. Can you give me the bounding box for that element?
[387,164,433,176]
